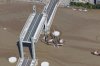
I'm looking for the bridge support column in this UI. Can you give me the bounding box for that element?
[19,40,24,59]
[44,14,50,43]
[31,38,36,60]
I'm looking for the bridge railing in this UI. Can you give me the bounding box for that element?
[16,58,20,66]
[16,58,24,66]
[46,0,60,32]
[20,13,36,40]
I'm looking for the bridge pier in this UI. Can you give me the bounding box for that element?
[19,40,24,59]
[31,38,36,60]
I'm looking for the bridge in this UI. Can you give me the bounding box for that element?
[17,0,60,66]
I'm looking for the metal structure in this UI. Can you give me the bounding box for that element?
[17,0,60,66]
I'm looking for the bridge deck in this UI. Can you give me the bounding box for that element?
[21,59,32,66]
[23,13,43,42]
[22,0,58,42]
[47,0,58,22]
